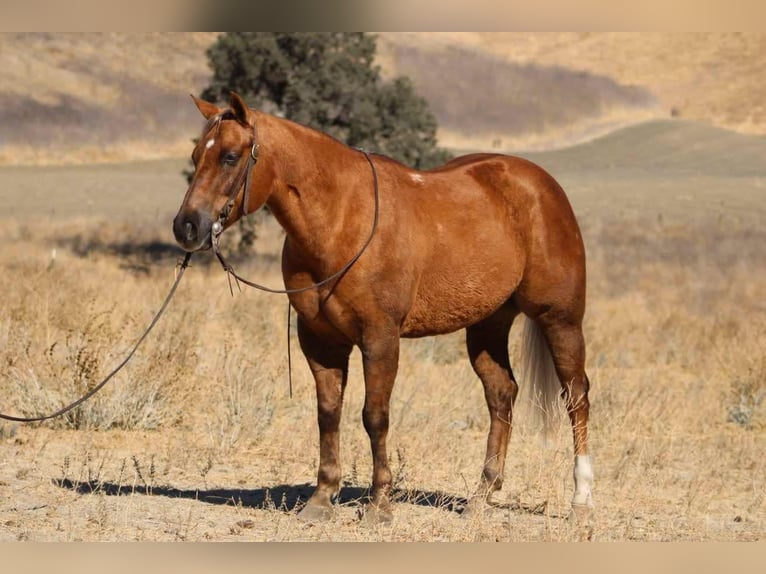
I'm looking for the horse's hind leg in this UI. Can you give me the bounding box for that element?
[535,311,593,512]
[465,304,519,511]
[296,319,353,522]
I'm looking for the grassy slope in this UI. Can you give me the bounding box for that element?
[0,33,216,164]
[375,38,661,151]
[1,33,765,164]
[521,119,766,175]
[379,32,766,136]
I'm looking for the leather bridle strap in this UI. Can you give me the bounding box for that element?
[217,127,260,228]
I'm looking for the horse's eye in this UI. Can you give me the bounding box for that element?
[222,152,240,166]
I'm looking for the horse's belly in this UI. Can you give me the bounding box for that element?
[400,262,521,337]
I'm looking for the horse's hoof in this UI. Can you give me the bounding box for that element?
[297,502,334,523]
[569,503,592,523]
[359,504,393,525]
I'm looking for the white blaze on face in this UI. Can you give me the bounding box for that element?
[572,454,594,507]
[205,139,216,150]
[410,173,425,184]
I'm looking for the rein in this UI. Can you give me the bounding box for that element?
[211,147,380,295]
[0,253,192,423]
[0,135,380,422]
[211,144,381,398]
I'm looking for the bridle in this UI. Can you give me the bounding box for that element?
[214,123,261,231]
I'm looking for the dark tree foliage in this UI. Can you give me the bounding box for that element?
[201,32,451,169]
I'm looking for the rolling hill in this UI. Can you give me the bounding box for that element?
[0,33,764,165]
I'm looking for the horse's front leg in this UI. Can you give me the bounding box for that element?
[359,327,400,524]
[296,319,352,522]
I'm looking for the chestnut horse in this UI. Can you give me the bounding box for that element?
[173,92,593,523]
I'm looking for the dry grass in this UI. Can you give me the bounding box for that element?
[0,32,217,165]
[0,120,764,541]
[380,39,663,151]
[378,33,766,138]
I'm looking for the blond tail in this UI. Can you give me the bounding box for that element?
[521,317,562,440]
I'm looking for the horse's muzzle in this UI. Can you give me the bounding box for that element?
[173,210,213,252]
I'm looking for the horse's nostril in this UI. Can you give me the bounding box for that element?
[184,221,197,242]
[173,211,209,251]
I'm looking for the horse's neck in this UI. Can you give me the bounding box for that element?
[262,116,358,264]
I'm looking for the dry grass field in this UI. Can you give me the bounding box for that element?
[0,119,764,541]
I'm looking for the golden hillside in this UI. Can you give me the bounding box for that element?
[379,32,766,134]
[0,32,763,164]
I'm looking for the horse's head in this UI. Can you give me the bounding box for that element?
[173,92,264,252]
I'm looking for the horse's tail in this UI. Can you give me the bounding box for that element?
[521,317,561,440]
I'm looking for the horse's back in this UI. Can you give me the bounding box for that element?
[425,152,582,251]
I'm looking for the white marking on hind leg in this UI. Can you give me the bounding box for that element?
[572,454,594,507]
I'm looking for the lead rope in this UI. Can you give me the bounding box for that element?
[212,148,380,399]
[0,146,377,420]
[287,303,293,399]
[0,252,192,423]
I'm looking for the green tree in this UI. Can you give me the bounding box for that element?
[193,32,452,251]
[201,32,451,169]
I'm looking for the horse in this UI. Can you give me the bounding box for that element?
[173,92,593,524]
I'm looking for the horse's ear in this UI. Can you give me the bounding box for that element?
[191,95,222,120]
[229,91,251,125]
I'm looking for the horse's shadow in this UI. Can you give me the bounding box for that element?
[54,479,552,517]
[54,478,466,514]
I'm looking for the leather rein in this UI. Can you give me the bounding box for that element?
[210,127,381,398]
[211,126,380,296]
